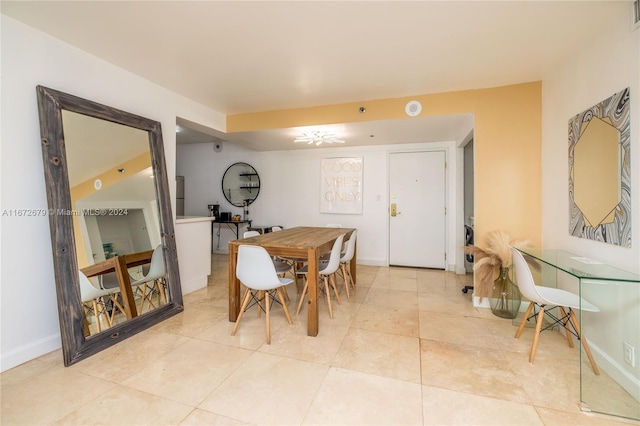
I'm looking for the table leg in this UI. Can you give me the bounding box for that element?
[350,240,357,285]
[229,245,240,321]
[307,248,319,336]
[115,256,137,319]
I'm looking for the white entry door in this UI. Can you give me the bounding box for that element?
[389,151,446,268]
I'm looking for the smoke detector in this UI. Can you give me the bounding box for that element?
[405,100,422,117]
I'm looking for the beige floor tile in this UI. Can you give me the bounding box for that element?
[151,303,228,337]
[259,319,350,364]
[363,287,419,310]
[122,339,253,405]
[351,303,420,337]
[581,362,640,420]
[196,305,291,350]
[371,274,418,292]
[70,329,191,383]
[422,385,543,425]
[303,367,423,425]
[1,366,117,425]
[379,266,418,279]
[535,406,640,425]
[417,291,482,316]
[420,339,532,404]
[199,352,329,425]
[418,310,501,350]
[333,328,421,383]
[53,385,193,425]
[0,358,55,387]
[179,408,252,425]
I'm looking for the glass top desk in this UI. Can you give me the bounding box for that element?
[516,248,640,421]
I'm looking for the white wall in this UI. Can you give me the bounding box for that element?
[0,16,225,372]
[177,139,462,268]
[541,4,639,399]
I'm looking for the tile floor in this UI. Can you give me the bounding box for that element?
[2,254,638,425]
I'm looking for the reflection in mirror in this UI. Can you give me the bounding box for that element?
[37,86,183,366]
[222,162,260,207]
[62,110,168,336]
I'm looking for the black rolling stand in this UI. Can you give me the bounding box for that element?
[462,225,475,294]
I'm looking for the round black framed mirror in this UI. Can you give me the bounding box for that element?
[222,162,260,207]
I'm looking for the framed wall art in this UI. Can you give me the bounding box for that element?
[568,87,630,246]
[320,157,363,214]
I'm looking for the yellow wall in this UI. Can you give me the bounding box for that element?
[227,82,542,248]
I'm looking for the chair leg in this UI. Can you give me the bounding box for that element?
[296,277,309,315]
[265,288,271,344]
[559,307,574,348]
[231,289,252,336]
[515,302,534,339]
[276,287,293,325]
[529,305,545,363]
[347,264,356,288]
[91,300,102,332]
[324,276,334,319]
[339,264,350,299]
[109,295,126,325]
[280,282,290,302]
[329,274,342,305]
[569,309,600,375]
[257,290,264,317]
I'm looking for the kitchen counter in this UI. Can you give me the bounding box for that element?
[175,216,214,294]
[176,216,215,224]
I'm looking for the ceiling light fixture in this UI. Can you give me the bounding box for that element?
[294,130,345,146]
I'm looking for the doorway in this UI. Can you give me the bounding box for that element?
[389,150,446,268]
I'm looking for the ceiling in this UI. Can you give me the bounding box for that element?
[3,1,627,150]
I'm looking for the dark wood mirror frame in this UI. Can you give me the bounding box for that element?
[36,85,183,366]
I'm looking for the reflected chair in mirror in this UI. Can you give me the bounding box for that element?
[231,245,294,344]
[131,245,166,313]
[79,271,126,334]
[510,248,600,375]
[337,230,357,299]
[296,234,345,319]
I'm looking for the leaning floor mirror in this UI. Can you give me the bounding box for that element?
[37,86,183,366]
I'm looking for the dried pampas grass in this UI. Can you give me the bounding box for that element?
[463,231,530,300]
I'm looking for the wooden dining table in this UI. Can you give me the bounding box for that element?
[80,249,153,320]
[228,226,356,336]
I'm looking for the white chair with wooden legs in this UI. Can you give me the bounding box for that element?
[337,230,357,299]
[79,271,126,333]
[296,234,345,319]
[511,247,600,375]
[130,244,166,313]
[268,227,306,293]
[244,230,292,302]
[231,245,294,344]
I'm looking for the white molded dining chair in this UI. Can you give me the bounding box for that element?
[296,234,345,319]
[338,230,357,299]
[232,245,294,344]
[244,230,292,278]
[79,271,126,333]
[130,245,166,313]
[511,247,600,375]
[271,226,283,232]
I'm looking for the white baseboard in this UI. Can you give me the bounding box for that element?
[473,293,491,308]
[1,333,61,373]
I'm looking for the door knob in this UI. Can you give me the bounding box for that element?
[391,203,397,217]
